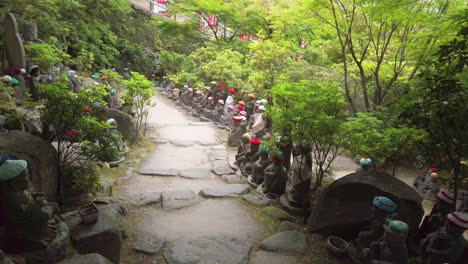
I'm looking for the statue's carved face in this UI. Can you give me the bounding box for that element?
[10,170,29,191]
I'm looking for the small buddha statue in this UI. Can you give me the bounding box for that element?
[224,89,235,114]
[228,116,245,147]
[107,89,122,110]
[420,212,468,264]
[27,65,41,101]
[201,97,215,118]
[0,160,60,253]
[360,220,409,264]
[284,142,313,208]
[277,136,292,171]
[239,138,261,177]
[413,168,440,201]
[210,100,225,122]
[235,133,251,165]
[250,145,271,185]
[349,196,398,261]
[417,189,454,242]
[215,83,226,102]
[185,88,194,106]
[245,94,256,119]
[263,151,288,196]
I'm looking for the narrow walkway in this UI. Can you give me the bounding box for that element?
[122,93,263,263]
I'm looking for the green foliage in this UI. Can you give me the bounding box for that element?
[33,77,120,199]
[25,42,70,72]
[341,113,428,169]
[270,80,346,187]
[247,40,293,90]
[397,25,467,194]
[201,49,245,87]
[123,72,156,143]
[69,164,102,197]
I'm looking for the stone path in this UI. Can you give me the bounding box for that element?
[122,94,263,263]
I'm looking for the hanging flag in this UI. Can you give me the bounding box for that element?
[300,38,306,49]
[208,15,218,27]
[157,0,168,4]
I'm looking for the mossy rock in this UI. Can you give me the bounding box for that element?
[260,206,292,221]
[0,105,24,130]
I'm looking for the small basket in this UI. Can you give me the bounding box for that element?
[326,236,348,256]
[78,203,99,225]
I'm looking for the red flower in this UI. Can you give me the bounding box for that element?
[80,107,92,114]
[67,130,79,138]
[218,83,226,89]
[250,138,261,145]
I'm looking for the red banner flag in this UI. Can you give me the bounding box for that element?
[208,15,217,27]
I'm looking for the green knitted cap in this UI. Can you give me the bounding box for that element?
[388,220,409,234]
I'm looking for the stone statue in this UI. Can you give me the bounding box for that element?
[201,97,215,118]
[27,65,41,101]
[235,133,251,166]
[245,94,256,119]
[107,89,122,110]
[360,220,409,264]
[249,145,271,185]
[277,136,292,171]
[105,118,126,155]
[239,138,261,177]
[416,190,454,242]
[413,168,440,201]
[263,151,288,196]
[419,212,468,264]
[0,160,62,253]
[224,89,235,114]
[184,88,194,106]
[349,196,398,262]
[228,116,246,147]
[5,13,26,69]
[283,142,313,208]
[11,68,26,106]
[215,83,226,102]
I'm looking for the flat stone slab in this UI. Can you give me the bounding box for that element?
[133,232,165,255]
[249,251,305,264]
[209,149,228,160]
[223,174,242,183]
[162,189,200,210]
[57,253,113,264]
[243,194,268,206]
[211,160,234,176]
[127,191,162,206]
[189,122,213,126]
[163,236,250,264]
[199,184,250,198]
[138,168,179,177]
[169,140,196,147]
[179,168,211,179]
[259,231,307,254]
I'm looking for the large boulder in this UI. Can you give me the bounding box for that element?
[307,171,424,240]
[96,108,139,142]
[61,204,126,264]
[0,131,58,201]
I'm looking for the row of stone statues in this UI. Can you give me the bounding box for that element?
[348,193,467,264]
[164,82,313,210]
